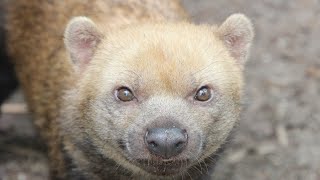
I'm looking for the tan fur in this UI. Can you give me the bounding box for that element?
[6,0,253,179]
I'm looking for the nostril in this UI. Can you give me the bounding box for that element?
[149,141,158,148]
[175,141,185,149]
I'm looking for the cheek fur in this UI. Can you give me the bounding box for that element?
[85,99,131,143]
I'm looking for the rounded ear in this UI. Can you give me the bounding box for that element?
[64,16,102,71]
[218,14,254,66]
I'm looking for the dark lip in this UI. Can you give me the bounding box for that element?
[136,159,190,176]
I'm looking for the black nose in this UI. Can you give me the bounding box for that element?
[144,128,188,159]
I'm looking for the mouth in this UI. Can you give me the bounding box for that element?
[136,159,190,176]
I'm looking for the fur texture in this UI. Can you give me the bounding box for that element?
[6,0,253,179]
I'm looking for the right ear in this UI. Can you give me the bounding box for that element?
[64,16,102,71]
[217,14,254,66]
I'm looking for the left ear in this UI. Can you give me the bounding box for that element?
[64,16,103,72]
[218,14,254,66]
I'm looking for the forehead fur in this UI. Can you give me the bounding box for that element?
[83,22,243,98]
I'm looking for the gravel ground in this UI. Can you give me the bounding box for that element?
[1,0,320,179]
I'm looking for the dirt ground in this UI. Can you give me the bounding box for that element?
[1,0,319,179]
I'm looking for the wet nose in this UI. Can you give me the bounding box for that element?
[144,128,188,159]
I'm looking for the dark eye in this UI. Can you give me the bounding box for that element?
[194,86,211,101]
[116,87,135,102]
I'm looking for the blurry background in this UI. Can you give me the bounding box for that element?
[1,0,319,179]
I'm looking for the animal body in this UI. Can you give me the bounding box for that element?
[6,0,254,179]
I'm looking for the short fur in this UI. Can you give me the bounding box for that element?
[6,0,253,179]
